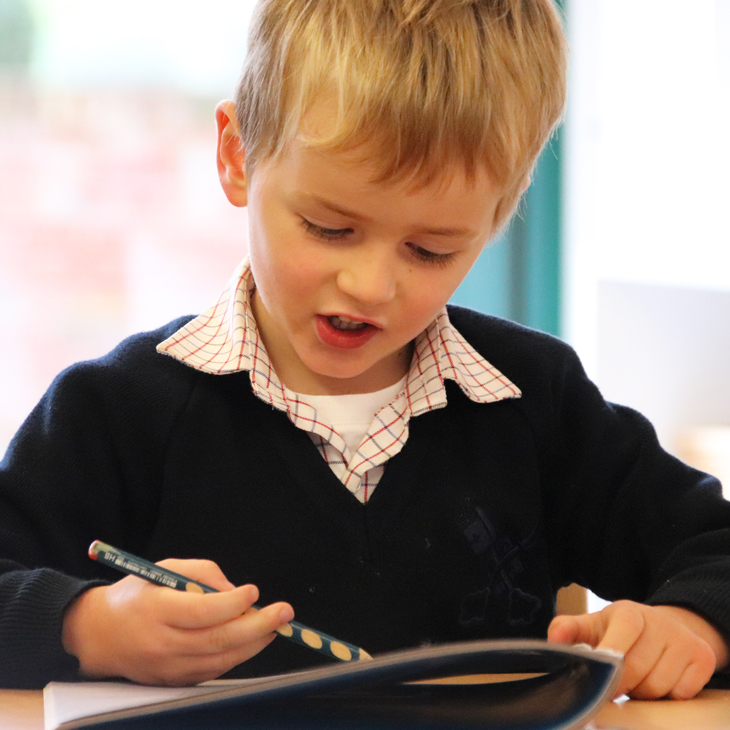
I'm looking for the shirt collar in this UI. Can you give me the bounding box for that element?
[156,257,521,413]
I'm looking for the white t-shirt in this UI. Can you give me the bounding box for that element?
[302,377,407,464]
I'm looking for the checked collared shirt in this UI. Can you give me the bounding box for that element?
[157,258,521,503]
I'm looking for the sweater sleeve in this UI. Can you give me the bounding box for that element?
[0,319,197,689]
[0,567,103,687]
[537,341,730,637]
[444,306,730,639]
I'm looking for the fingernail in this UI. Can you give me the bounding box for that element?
[278,605,294,623]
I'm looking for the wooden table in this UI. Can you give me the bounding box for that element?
[0,690,45,730]
[3,688,730,730]
[593,690,730,729]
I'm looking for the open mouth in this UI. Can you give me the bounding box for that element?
[316,315,379,349]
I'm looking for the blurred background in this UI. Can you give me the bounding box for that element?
[0,0,256,454]
[1,0,729,504]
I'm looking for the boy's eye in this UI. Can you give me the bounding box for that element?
[300,218,352,240]
[300,218,456,266]
[407,243,456,266]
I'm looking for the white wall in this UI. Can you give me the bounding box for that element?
[563,0,730,440]
[597,282,730,449]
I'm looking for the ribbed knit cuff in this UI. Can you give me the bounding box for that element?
[648,573,730,636]
[0,568,107,689]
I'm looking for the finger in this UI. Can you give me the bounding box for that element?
[652,605,729,669]
[163,584,260,629]
[597,608,659,697]
[156,558,236,592]
[625,630,713,699]
[615,641,663,698]
[548,615,586,645]
[670,653,716,700]
[660,636,716,700]
[185,602,295,655]
[548,613,605,647]
[595,602,645,657]
[626,643,685,699]
[146,632,279,686]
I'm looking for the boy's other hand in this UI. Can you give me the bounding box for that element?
[548,600,728,699]
[62,558,295,685]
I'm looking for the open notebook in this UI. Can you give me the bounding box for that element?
[44,639,622,730]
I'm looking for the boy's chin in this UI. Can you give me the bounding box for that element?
[300,355,408,395]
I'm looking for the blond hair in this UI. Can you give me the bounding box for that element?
[235,0,567,230]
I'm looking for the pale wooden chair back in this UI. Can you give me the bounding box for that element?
[556,583,587,615]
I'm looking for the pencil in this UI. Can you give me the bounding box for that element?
[88,540,371,663]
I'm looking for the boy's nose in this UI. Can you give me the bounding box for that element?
[336,254,397,306]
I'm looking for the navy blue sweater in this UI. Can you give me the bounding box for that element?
[2,306,730,689]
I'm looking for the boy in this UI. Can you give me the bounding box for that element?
[1,0,729,700]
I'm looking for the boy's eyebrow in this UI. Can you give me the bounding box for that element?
[305,194,477,237]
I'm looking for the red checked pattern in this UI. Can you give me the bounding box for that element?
[157,258,521,503]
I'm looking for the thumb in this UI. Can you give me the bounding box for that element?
[548,613,602,647]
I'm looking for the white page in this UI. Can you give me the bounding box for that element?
[43,677,275,730]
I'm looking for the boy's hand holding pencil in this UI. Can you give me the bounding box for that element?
[62,556,294,686]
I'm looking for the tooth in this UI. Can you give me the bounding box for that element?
[330,316,368,331]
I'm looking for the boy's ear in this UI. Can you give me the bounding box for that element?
[216,100,248,207]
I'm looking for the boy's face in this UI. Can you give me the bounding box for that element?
[217,103,502,395]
